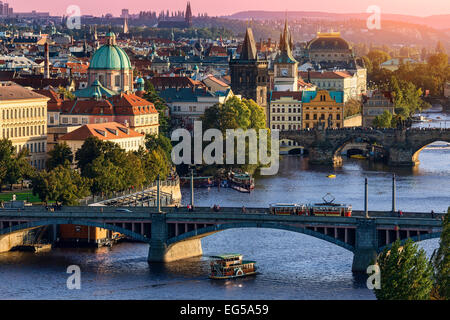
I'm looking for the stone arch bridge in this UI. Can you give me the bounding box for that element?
[0,206,443,272]
[280,128,450,166]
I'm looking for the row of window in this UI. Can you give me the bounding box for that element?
[271,124,301,130]
[116,139,142,149]
[305,113,341,120]
[1,107,46,120]
[2,125,46,138]
[272,108,301,114]
[137,115,158,124]
[272,116,300,122]
[61,117,89,125]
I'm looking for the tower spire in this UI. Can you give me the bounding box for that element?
[240,27,257,60]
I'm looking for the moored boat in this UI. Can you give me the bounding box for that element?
[209,254,258,279]
[228,171,255,193]
[180,176,215,188]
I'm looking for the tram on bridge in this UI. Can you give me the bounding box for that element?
[269,194,352,217]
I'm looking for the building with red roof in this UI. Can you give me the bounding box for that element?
[58,121,145,155]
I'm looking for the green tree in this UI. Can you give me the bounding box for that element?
[57,86,75,101]
[344,99,362,118]
[0,139,35,190]
[32,165,91,205]
[75,137,121,176]
[373,110,394,128]
[87,155,126,196]
[375,239,434,300]
[47,142,73,170]
[136,147,170,184]
[366,50,391,69]
[432,208,450,299]
[145,134,173,160]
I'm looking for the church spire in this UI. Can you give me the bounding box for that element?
[240,27,257,60]
[276,18,296,63]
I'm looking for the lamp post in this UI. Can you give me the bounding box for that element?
[156,174,161,213]
[392,174,396,214]
[190,168,194,207]
[364,178,369,218]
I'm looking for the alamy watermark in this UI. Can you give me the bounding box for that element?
[66,265,81,290]
[171,121,279,175]
[66,5,81,30]
[366,264,381,290]
[366,5,381,30]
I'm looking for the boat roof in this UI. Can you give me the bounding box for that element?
[270,203,305,207]
[312,203,351,207]
[211,253,242,260]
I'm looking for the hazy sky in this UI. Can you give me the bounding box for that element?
[7,0,450,17]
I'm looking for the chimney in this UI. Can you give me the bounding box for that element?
[307,68,311,83]
[44,42,50,79]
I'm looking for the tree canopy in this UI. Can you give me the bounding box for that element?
[47,143,73,170]
[375,239,434,300]
[432,208,450,300]
[32,165,91,205]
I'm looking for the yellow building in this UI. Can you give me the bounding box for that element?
[302,90,344,129]
[0,82,49,169]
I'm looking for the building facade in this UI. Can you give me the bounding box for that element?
[269,91,302,131]
[302,90,344,129]
[0,82,49,169]
[362,91,394,127]
[58,122,145,155]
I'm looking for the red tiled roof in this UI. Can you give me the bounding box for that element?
[59,93,158,116]
[59,122,144,141]
[110,93,158,115]
[203,75,229,88]
[271,91,302,101]
[299,71,352,79]
[34,88,63,111]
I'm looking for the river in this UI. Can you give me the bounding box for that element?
[0,113,448,300]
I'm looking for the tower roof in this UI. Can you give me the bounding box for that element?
[240,28,257,60]
[275,19,297,64]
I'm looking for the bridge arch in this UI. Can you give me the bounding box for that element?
[411,139,450,164]
[0,219,150,243]
[167,222,355,252]
[332,135,385,159]
[377,232,441,253]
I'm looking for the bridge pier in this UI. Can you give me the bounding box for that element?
[352,219,378,273]
[308,146,343,166]
[148,214,203,262]
[388,146,419,166]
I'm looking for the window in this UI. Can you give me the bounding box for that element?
[115,75,121,86]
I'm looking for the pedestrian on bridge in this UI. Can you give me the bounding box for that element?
[398,210,403,217]
[431,210,435,219]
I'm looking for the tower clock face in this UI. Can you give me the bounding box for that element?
[281,68,288,76]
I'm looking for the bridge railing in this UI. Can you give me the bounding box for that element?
[81,176,180,205]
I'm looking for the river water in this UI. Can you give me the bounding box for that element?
[0,113,448,300]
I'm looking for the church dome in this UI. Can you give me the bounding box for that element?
[308,33,350,50]
[88,32,132,70]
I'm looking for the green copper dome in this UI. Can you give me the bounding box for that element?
[88,33,132,70]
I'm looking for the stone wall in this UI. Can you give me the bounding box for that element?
[343,114,362,127]
[0,229,31,253]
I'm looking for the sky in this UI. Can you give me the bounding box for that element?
[6,0,450,17]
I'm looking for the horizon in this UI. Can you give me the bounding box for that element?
[5,0,450,18]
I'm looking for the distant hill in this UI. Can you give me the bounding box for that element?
[224,11,450,30]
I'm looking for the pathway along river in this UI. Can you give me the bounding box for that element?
[0,113,448,299]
